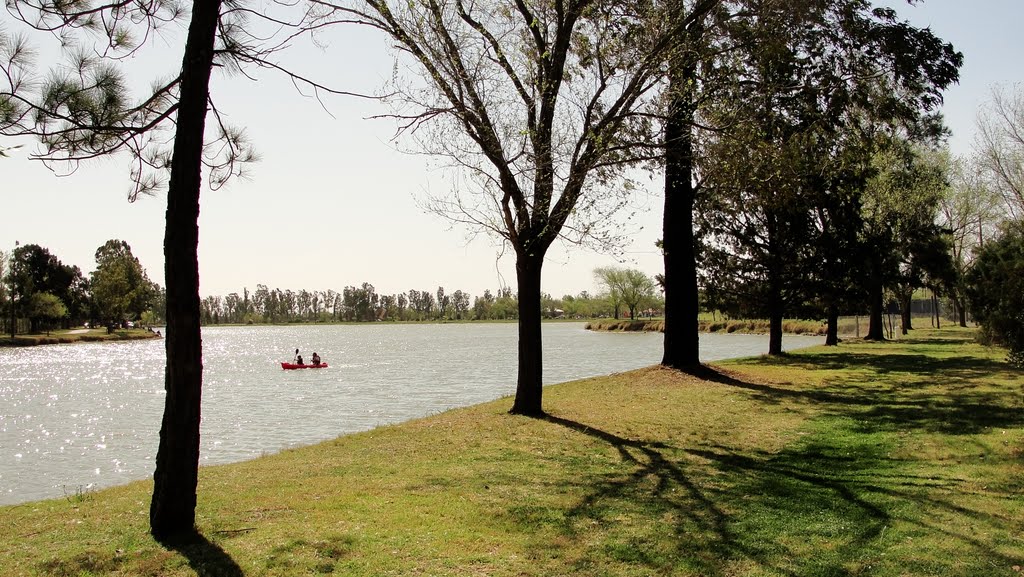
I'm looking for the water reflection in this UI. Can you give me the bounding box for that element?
[0,323,820,504]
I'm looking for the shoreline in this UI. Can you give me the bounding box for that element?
[0,328,161,347]
[585,318,832,336]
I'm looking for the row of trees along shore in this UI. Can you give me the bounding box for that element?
[0,240,160,336]
[6,0,1022,541]
[199,267,661,324]
[1,240,664,327]
[199,282,662,325]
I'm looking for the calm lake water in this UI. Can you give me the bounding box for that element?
[0,323,822,505]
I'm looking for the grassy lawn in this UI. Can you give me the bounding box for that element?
[1,327,1021,576]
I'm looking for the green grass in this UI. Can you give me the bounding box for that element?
[1,327,1021,576]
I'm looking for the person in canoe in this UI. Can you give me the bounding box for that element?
[311,352,321,366]
[296,354,304,365]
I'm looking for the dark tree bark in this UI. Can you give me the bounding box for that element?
[765,209,788,356]
[661,59,701,370]
[768,308,783,355]
[825,304,839,346]
[150,0,222,541]
[510,253,544,416]
[865,263,886,341]
[899,291,912,335]
[767,267,784,355]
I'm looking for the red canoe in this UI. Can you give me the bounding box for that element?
[280,362,329,370]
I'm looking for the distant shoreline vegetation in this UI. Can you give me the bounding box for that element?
[586,318,829,335]
[0,327,160,348]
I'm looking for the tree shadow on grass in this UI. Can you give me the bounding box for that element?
[541,413,1022,576]
[688,361,1024,435]
[38,530,244,577]
[541,414,766,575]
[158,531,244,577]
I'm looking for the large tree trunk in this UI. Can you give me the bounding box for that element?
[825,304,839,346]
[661,59,700,370]
[766,211,785,356]
[150,0,222,541]
[768,309,783,355]
[899,290,912,335]
[767,270,783,355]
[510,253,544,416]
[865,266,886,341]
[956,294,967,327]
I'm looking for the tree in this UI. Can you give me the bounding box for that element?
[0,250,7,329]
[659,0,722,369]
[697,128,820,355]
[313,0,707,415]
[975,84,1024,220]
[4,242,32,337]
[3,0,362,536]
[594,266,656,320]
[938,153,1005,326]
[594,267,626,319]
[2,0,232,538]
[693,13,832,355]
[658,0,961,365]
[90,240,155,325]
[451,290,469,320]
[15,244,90,328]
[472,290,494,320]
[28,292,67,334]
[435,286,448,320]
[964,221,1024,366]
[860,140,951,340]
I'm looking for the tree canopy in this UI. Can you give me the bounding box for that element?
[594,266,658,321]
[975,84,1024,220]
[90,239,155,325]
[308,0,708,415]
[964,220,1024,366]
[657,0,961,365]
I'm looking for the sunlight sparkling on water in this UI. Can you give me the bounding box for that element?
[0,324,821,505]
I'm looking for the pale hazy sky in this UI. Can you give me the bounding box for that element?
[2,0,1021,300]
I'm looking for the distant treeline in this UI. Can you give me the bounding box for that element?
[198,284,662,325]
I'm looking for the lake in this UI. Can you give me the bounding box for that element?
[0,323,822,505]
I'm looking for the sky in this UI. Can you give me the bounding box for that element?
[3,0,1022,301]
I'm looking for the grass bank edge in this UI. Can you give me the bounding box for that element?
[0,327,160,347]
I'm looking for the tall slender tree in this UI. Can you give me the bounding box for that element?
[311,0,710,415]
[938,153,1005,326]
[860,138,951,340]
[3,0,356,538]
[659,0,720,369]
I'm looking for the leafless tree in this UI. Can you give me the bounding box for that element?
[975,84,1024,220]
[307,0,709,415]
